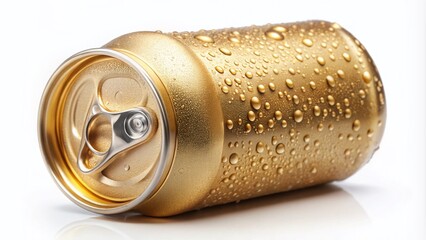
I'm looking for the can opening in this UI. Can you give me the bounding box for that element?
[38,49,175,214]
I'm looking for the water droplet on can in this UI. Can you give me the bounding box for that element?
[245,71,253,79]
[326,75,336,87]
[352,119,361,131]
[265,30,285,40]
[215,66,224,74]
[362,71,372,83]
[276,143,285,154]
[219,47,232,56]
[250,97,261,110]
[229,153,240,165]
[313,105,321,116]
[343,52,351,62]
[337,70,345,79]
[303,134,310,143]
[344,109,352,118]
[256,142,265,153]
[221,86,229,94]
[195,35,214,43]
[317,57,326,66]
[226,120,234,130]
[359,90,366,99]
[302,38,313,47]
[257,84,266,93]
[274,111,283,120]
[244,123,252,133]
[124,165,130,171]
[294,110,303,123]
[286,79,294,89]
[247,111,256,122]
[327,95,336,106]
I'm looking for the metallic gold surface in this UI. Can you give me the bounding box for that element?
[39,20,386,216]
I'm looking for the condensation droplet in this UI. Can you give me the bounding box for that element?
[293,95,300,104]
[304,134,310,143]
[352,119,361,131]
[258,124,265,133]
[314,140,320,147]
[244,123,252,133]
[337,70,345,79]
[248,111,256,122]
[226,120,234,130]
[327,95,336,106]
[344,109,352,118]
[362,71,372,84]
[277,167,284,175]
[294,110,304,123]
[221,86,229,94]
[344,149,351,156]
[268,119,275,128]
[224,78,233,86]
[367,129,374,138]
[276,143,285,154]
[265,30,285,40]
[313,105,321,116]
[269,82,276,91]
[317,123,324,131]
[343,52,351,62]
[228,36,241,43]
[124,164,130,171]
[250,97,261,110]
[281,120,288,128]
[286,79,294,89]
[359,89,366,99]
[302,38,313,47]
[195,35,214,43]
[326,75,336,87]
[256,142,265,153]
[311,167,318,174]
[215,66,224,74]
[317,56,326,66]
[309,81,316,90]
[274,110,283,120]
[245,71,253,79]
[379,93,385,105]
[273,26,287,32]
[271,136,278,145]
[229,153,239,165]
[219,47,232,56]
[257,84,266,93]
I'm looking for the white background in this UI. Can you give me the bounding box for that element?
[0,0,425,239]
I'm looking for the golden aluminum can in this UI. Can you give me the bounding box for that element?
[38,20,386,216]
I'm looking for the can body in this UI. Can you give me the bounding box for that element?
[39,20,386,216]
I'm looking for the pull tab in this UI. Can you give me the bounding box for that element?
[77,101,157,174]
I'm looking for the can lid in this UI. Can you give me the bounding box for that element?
[39,49,175,214]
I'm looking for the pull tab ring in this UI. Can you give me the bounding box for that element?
[77,101,157,174]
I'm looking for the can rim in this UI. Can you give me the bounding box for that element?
[38,48,175,214]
